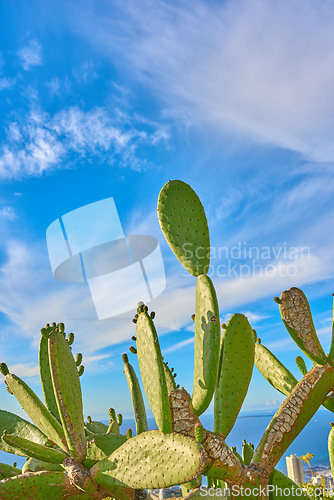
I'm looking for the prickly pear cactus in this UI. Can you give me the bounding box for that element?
[3,180,334,500]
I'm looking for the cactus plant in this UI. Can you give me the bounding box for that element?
[3,179,334,499]
[0,323,207,499]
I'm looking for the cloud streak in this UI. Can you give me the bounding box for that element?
[0,106,169,180]
[71,0,334,162]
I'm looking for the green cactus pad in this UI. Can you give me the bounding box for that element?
[84,420,109,434]
[0,410,48,456]
[163,361,177,394]
[136,308,172,433]
[84,433,127,468]
[241,441,254,465]
[1,433,67,464]
[123,355,148,434]
[2,373,66,451]
[157,180,210,276]
[22,457,64,474]
[0,463,22,479]
[39,335,61,422]
[279,287,327,364]
[91,429,208,490]
[214,314,254,437]
[253,363,334,469]
[254,342,298,397]
[269,469,310,499]
[0,471,91,499]
[48,329,86,461]
[192,274,220,416]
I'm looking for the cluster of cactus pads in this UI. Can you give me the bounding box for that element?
[2,180,334,499]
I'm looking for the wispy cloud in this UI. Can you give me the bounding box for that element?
[0,206,17,221]
[70,0,334,162]
[0,106,169,180]
[163,337,194,354]
[17,40,42,70]
[0,77,16,91]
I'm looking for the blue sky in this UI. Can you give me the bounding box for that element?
[1,0,334,430]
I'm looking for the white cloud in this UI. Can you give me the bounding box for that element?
[17,40,42,70]
[71,0,334,162]
[0,206,17,221]
[163,337,194,354]
[0,77,16,91]
[0,106,168,180]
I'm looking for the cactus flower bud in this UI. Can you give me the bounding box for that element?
[150,311,155,319]
[274,296,282,304]
[129,346,137,354]
[191,314,195,322]
[126,428,132,440]
[67,332,74,345]
[109,408,116,421]
[117,414,123,426]
[194,423,204,443]
[296,356,307,376]
[87,416,92,424]
[122,353,129,363]
[0,363,9,376]
[78,365,84,376]
[75,353,83,367]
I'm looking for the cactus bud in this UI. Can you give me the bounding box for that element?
[126,428,132,440]
[109,408,116,421]
[257,338,261,344]
[274,296,282,304]
[41,328,49,339]
[131,336,137,342]
[117,414,123,426]
[129,346,137,354]
[150,311,155,319]
[331,422,334,427]
[231,446,236,452]
[78,365,84,376]
[243,439,247,445]
[67,332,74,345]
[75,353,83,366]
[2,430,7,436]
[87,416,92,424]
[122,353,129,364]
[191,314,195,322]
[296,356,307,376]
[0,363,9,376]
[132,319,137,324]
[194,423,204,443]
[176,384,180,389]
[170,367,174,373]
[137,302,145,313]
[252,329,257,342]
[221,323,227,330]
[173,373,177,378]
[51,322,57,328]
[13,462,17,468]
[57,323,65,332]
[143,305,148,313]
[135,314,139,320]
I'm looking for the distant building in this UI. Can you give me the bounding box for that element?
[286,454,305,484]
[158,486,182,499]
[312,471,334,489]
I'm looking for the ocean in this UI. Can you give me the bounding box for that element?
[1,408,332,477]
